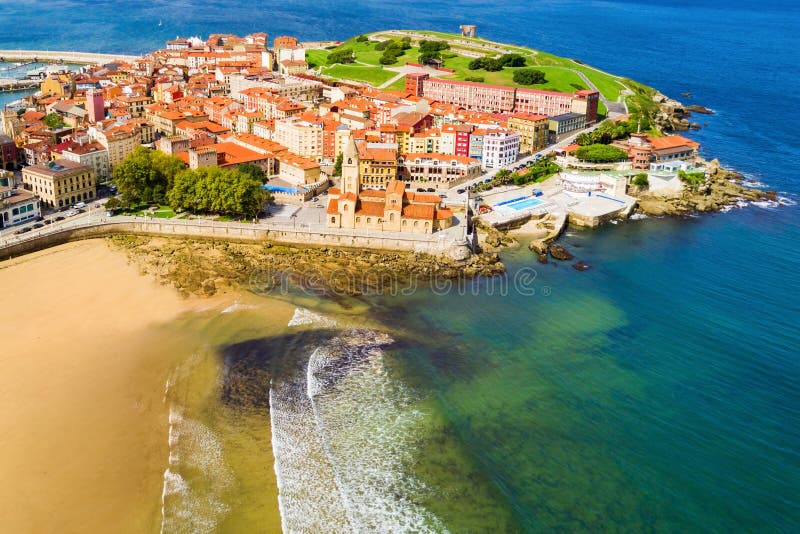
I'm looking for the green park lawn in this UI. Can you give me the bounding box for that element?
[320,30,640,106]
[320,64,398,86]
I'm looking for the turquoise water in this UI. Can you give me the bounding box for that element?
[2,0,798,530]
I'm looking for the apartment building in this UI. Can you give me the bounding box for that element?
[22,159,95,209]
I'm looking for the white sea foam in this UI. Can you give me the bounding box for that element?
[630,213,648,220]
[160,402,234,534]
[220,301,256,314]
[287,307,338,328]
[778,195,797,206]
[752,200,780,209]
[270,329,445,533]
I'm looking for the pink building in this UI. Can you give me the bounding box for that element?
[86,89,105,124]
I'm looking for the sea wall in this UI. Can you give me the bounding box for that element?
[0,50,140,64]
[0,219,463,261]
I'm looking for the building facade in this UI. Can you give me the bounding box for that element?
[482,130,520,169]
[507,113,548,154]
[0,185,40,228]
[22,159,96,208]
[398,153,482,190]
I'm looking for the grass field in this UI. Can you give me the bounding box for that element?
[320,64,397,86]
[317,30,642,107]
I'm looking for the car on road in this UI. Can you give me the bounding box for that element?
[77,208,86,214]
[32,222,44,229]
[456,188,465,194]
[13,227,31,234]
[426,187,436,192]
[416,188,425,192]
[73,202,86,209]
[439,193,448,198]
[315,204,323,208]
[54,216,65,222]
[64,210,77,217]
[43,219,52,225]
[312,196,319,202]
[483,178,491,183]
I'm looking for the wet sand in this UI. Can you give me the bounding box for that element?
[0,240,282,532]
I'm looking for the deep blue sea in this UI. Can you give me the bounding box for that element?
[2,1,798,531]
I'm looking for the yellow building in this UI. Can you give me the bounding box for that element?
[507,112,549,154]
[356,141,398,188]
[22,159,95,209]
[94,124,142,169]
[40,77,66,98]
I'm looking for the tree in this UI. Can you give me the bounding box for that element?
[43,113,66,129]
[333,153,343,176]
[576,132,594,146]
[237,163,266,183]
[632,173,649,187]
[574,144,629,163]
[498,53,526,67]
[327,49,355,65]
[112,146,185,206]
[375,40,389,51]
[513,68,546,85]
[468,58,485,70]
[167,165,269,218]
[356,35,369,42]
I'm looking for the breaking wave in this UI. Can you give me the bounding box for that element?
[288,307,338,328]
[270,328,446,533]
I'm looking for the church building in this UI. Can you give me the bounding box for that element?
[326,135,454,234]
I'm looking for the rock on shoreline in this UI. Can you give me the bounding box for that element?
[636,161,778,216]
[107,235,505,298]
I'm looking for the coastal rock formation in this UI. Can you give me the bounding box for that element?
[635,162,777,216]
[652,92,714,132]
[548,244,574,261]
[108,236,505,298]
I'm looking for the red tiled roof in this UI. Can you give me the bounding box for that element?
[355,201,386,217]
[402,204,435,220]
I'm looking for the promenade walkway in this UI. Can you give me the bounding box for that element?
[0,212,468,261]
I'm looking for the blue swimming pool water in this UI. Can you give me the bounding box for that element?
[507,197,544,211]
[496,196,526,207]
[264,184,301,194]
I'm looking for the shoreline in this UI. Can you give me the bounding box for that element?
[0,240,286,532]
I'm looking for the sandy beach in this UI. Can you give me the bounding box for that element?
[0,239,284,532]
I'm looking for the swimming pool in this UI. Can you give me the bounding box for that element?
[506,197,544,211]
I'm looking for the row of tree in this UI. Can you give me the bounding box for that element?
[167,165,270,218]
[327,48,356,65]
[110,147,271,218]
[468,53,527,72]
[575,115,653,146]
[574,144,629,163]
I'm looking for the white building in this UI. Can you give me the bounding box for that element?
[481,130,520,169]
[0,185,40,228]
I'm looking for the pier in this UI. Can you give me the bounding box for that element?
[0,50,140,65]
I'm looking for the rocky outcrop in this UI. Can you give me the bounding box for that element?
[652,92,714,132]
[635,161,778,216]
[548,244,574,261]
[108,236,505,298]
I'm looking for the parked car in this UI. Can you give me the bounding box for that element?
[54,216,65,222]
[456,188,465,194]
[73,202,86,209]
[439,193,448,198]
[312,196,319,202]
[43,219,52,225]
[14,227,32,234]
[416,188,425,192]
[32,222,44,229]
[426,187,436,192]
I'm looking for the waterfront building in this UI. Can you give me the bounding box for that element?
[22,159,95,209]
[326,135,453,234]
[0,185,40,228]
[622,133,700,170]
[482,130,520,169]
